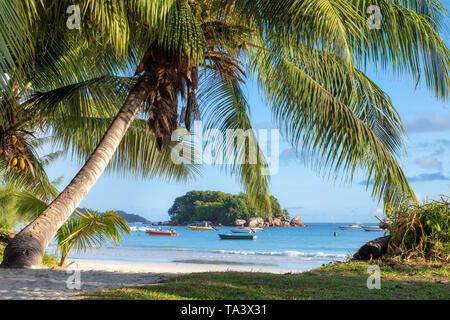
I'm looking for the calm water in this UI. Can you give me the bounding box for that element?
[48,223,387,271]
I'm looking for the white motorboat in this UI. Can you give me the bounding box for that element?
[361,225,384,232]
[230,227,263,233]
[189,225,218,231]
[130,225,153,232]
[231,227,255,233]
[338,224,362,230]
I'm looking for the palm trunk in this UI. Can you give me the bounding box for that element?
[1,74,153,268]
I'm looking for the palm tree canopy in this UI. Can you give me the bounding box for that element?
[0,24,201,194]
[2,0,449,209]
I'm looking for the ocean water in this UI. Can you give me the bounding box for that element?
[48,223,387,271]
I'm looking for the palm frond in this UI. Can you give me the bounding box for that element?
[51,116,202,183]
[56,208,131,254]
[198,72,271,211]
[0,184,48,222]
[247,38,415,207]
[225,0,450,101]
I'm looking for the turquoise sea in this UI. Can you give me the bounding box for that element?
[48,223,387,271]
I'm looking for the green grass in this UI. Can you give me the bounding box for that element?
[85,260,449,300]
[0,245,60,268]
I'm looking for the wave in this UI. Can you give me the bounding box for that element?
[49,243,347,261]
[165,248,346,260]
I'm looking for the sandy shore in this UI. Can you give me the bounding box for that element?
[0,258,302,300]
[71,258,302,274]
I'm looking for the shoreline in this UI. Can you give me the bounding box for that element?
[0,258,304,300]
[68,258,305,274]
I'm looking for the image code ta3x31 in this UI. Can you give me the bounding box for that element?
[180,304,267,317]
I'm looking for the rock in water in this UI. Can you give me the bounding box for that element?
[247,217,265,227]
[290,215,303,226]
[235,219,246,227]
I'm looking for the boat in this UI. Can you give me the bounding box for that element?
[189,225,217,231]
[361,225,384,232]
[338,224,362,230]
[147,228,177,236]
[230,227,255,233]
[218,234,257,240]
[130,226,152,232]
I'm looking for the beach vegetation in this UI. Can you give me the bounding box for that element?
[2,0,450,267]
[386,195,450,261]
[55,208,131,267]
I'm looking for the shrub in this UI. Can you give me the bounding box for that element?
[386,196,449,261]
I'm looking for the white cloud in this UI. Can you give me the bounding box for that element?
[414,157,443,171]
[405,112,450,133]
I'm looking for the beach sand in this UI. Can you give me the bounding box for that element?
[0,258,302,300]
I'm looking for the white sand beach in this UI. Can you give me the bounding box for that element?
[0,258,301,300]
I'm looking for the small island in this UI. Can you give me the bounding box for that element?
[167,190,307,227]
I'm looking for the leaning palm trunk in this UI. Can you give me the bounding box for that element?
[1,74,153,268]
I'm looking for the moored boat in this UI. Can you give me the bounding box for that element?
[189,225,217,231]
[218,233,257,240]
[131,226,153,232]
[338,224,362,230]
[147,228,177,236]
[361,225,383,232]
[231,227,256,233]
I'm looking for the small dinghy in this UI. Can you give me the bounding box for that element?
[218,233,257,240]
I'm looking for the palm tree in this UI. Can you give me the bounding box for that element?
[2,0,449,267]
[0,8,200,266]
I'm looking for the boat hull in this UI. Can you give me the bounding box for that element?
[218,234,257,240]
[361,225,383,232]
[189,226,217,231]
[231,228,255,233]
[147,230,177,236]
[338,225,362,230]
